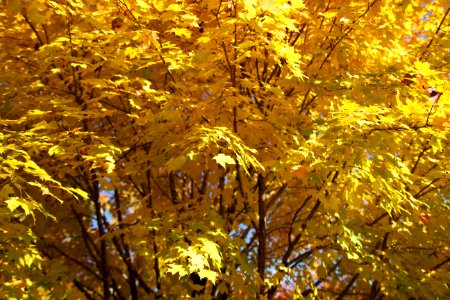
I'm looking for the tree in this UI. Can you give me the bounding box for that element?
[1,0,449,299]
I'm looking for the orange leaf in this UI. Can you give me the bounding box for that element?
[293,166,308,179]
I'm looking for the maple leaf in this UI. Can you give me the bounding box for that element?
[167,263,188,278]
[1,0,449,298]
[198,269,219,285]
[213,153,236,169]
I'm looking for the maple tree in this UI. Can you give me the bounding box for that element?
[1,0,449,299]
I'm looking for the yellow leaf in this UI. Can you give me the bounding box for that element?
[0,184,14,201]
[136,0,151,10]
[199,238,222,268]
[213,153,235,169]
[166,156,187,171]
[5,197,31,215]
[167,263,188,277]
[168,28,192,38]
[70,62,88,69]
[321,11,337,19]
[189,251,207,271]
[198,269,219,284]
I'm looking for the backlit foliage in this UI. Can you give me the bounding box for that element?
[1,0,449,299]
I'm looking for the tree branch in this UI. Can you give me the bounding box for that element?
[257,174,267,287]
[336,273,360,300]
[431,256,450,271]
[420,7,450,60]
[21,14,44,46]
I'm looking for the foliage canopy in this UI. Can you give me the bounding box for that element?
[1,0,449,299]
